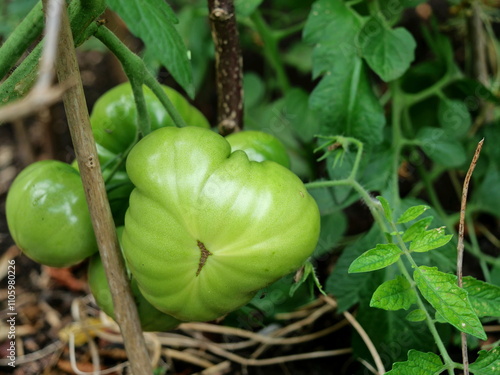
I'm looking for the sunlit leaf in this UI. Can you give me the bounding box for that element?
[348,244,401,273]
[414,266,486,340]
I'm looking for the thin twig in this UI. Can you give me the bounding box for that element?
[163,348,215,369]
[207,0,243,134]
[195,361,231,375]
[0,341,64,366]
[457,138,484,375]
[54,4,152,375]
[251,302,336,358]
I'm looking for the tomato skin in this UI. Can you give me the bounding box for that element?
[6,160,98,267]
[122,126,320,322]
[87,229,181,332]
[225,130,290,168]
[90,83,211,155]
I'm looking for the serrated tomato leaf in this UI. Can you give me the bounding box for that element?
[386,350,444,375]
[348,244,401,273]
[360,17,416,82]
[309,57,386,145]
[370,275,417,311]
[417,127,467,168]
[304,0,385,145]
[377,196,393,222]
[409,227,452,252]
[402,216,433,242]
[107,0,194,98]
[469,347,500,375]
[414,266,486,340]
[397,205,430,224]
[463,276,500,318]
[438,98,472,139]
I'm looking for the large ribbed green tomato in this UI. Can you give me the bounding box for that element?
[6,160,98,267]
[90,83,210,155]
[122,126,320,322]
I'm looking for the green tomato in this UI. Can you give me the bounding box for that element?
[225,130,290,168]
[90,82,211,154]
[88,228,181,332]
[6,160,98,267]
[122,126,320,322]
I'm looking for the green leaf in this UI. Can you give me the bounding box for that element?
[386,350,444,375]
[409,227,453,253]
[462,276,500,318]
[348,244,401,273]
[360,17,416,82]
[283,88,321,143]
[377,196,393,222]
[400,198,456,273]
[107,0,194,98]
[406,309,427,322]
[474,163,500,218]
[310,57,386,145]
[397,205,430,224]
[304,0,385,145]
[370,275,417,311]
[325,226,385,312]
[414,266,487,340]
[402,216,433,242]
[470,347,500,375]
[303,0,360,60]
[417,127,466,167]
[438,99,472,139]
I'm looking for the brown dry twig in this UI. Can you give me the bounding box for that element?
[51,295,352,372]
[55,2,153,373]
[457,138,484,375]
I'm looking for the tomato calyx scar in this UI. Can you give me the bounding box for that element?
[196,240,212,276]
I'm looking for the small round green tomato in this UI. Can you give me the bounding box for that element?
[225,130,290,168]
[122,126,320,322]
[6,160,98,267]
[90,82,211,154]
[88,252,181,332]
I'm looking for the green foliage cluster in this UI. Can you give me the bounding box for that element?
[2,0,500,373]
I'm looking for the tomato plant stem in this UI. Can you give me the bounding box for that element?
[55,5,153,374]
[94,25,188,130]
[0,1,43,80]
[0,0,106,104]
[391,225,456,373]
[390,82,404,210]
[250,11,291,94]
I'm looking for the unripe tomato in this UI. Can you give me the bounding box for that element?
[225,130,290,168]
[90,83,211,155]
[122,126,320,322]
[88,228,181,332]
[6,160,98,267]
